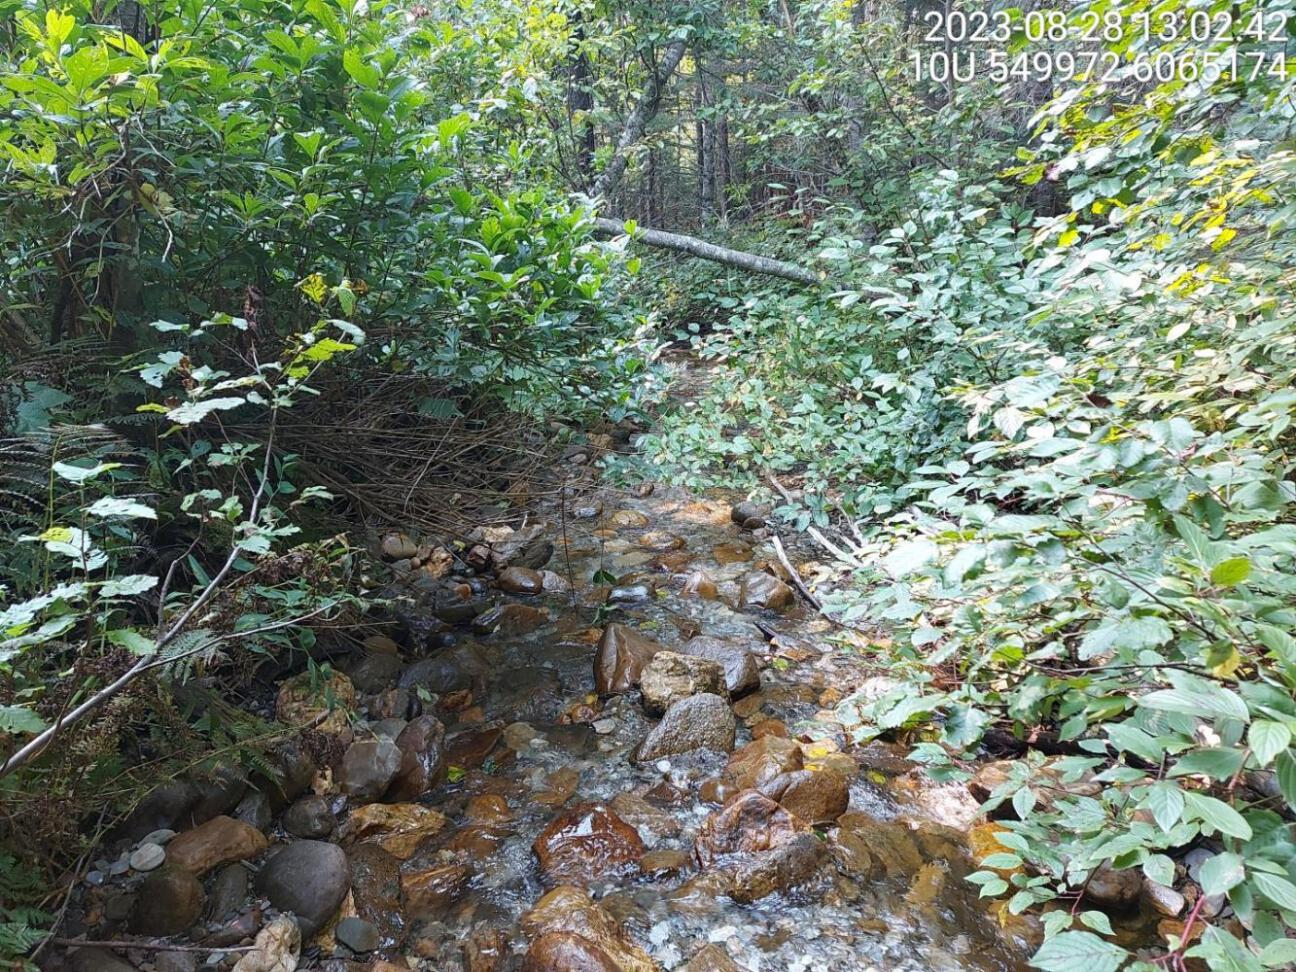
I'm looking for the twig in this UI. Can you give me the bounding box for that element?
[770,534,822,611]
[50,938,255,954]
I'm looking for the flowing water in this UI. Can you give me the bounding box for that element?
[384,481,1031,971]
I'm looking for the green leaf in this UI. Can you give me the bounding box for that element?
[883,538,938,578]
[1276,750,1296,810]
[342,48,381,89]
[1210,557,1251,587]
[1141,684,1250,724]
[1199,853,1246,896]
[99,575,159,597]
[1251,871,1296,911]
[1143,781,1184,832]
[1169,747,1246,781]
[1249,721,1291,768]
[52,461,121,483]
[1260,938,1296,967]
[1030,931,1129,972]
[167,397,246,424]
[0,704,48,736]
[1183,791,1252,841]
[86,496,157,520]
[106,629,157,657]
[1078,911,1113,935]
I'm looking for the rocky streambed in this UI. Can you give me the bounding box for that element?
[50,481,1036,972]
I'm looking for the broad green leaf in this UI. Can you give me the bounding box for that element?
[1031,931,1129,972]
[99,575,159,597]
[1251,871,1296,911]
[1143,781,1184,832]
[1199,853,1245,896]
[1169,747,1246,781]
[106,629,157,656]
[0,704,48,736]
[883,538,938,578]
[1141,684,1250,724]
[86,496,157,520]
[167,397,246,424]
[1183,791,1252,841]
[1249,721,1291,768]
[52,461,121,483]
[1210,557,1251,587]
[1276,750,1296,811]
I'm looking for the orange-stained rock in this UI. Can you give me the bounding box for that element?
[721,736,803,791]
[594,624,663,695]
[465,794,514,826]
[166,815,268,875]
[338,803,447,859]
[757,769,849,825]
[520,886,659,972]
[533,803,645,887]
[401,859,473,915]
[680,571,718,599]
[275,670,355,734]
[693,790,808,867]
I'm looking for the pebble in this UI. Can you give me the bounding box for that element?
[109,855,131,875]
[129,843,166,872]
[140,828,178,845]
[85,870,105,885]
[593,718,617,735]
[335,916,381,953]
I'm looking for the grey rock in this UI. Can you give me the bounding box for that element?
[128,843,166,872]
[139,828,177,846]
[608,584,652,604]
[337,738,402,800]
[234,789,272,832]
[187,764,249,826]
[737,572,794,612]
[206,863,249,921]
[369,718,408,740]
[1143,879,1185,917]
[282,795,335,839]
[635,694,736,762]
[639,651,726,716]
[681,636,761,697]
[730,501,766,529]
[69,948,138,972]
[255,840,349,936]
[334,916,381,953]
[347,653,404,693]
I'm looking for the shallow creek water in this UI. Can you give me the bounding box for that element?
[380,482,1030,972]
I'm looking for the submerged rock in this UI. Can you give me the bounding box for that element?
[498,565,544,595]
[400,859,473,915]
[693,790,820,902]
[532,803,645,886]
[638,651,726,715]
[635,694,736,762]
[594,624,663,695]
[339,802,447,859]
[521,885,659,972]
[737,571,794,612]
[680,570,719,599]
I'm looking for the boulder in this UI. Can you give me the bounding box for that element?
[680,636,760,697]
[282,795,334,839]
[338,802,447,859]
[533,803,645,887]
[721,736,803,792]
[638,652,726,715]
[730,502,766,529]
[594,624,663,695]
[737,572,794,612]
[757,769,849,825]
[130,866,205,935]
[387,715,446,801]
[275,670,356,735]
[255,840,349,936]
[347,653,404,694]
[635,694,736,762]
[166,815,268,876]
[693,790,809,867]
[337,737,403,801]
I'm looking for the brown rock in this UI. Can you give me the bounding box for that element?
[594,624,663,695]
[608,792,682,839]
[533,803,645,887]
[1085,863,1142,911]
[833,815,923,877]
[521,886,658,972]
[609,510,650,528]
[401,859,473,915]
[382,532,419,560]
[465,794,513,826]
[634,694,736,762]
[679,944,747,972]
[757,769,849,825]
[737,572,794,612]
[473,603,550,635]
[275,670,356,734]
[166,815,268,875]
[534,767,581,808]
[339,803,447,859]
[388,715,446,801]
[721,736,803,791]
[726,833,822,903]
[347,843,403,948]
[693,790,809,867]
[445,724,503,769]
[498,566,544,595]
[130,866,205,935]
[338,737,403,801]
[751,720,787,739]
[640,849,690,878]
[680,571,718,600]
[638,531,684,551]
[638,652,726,715]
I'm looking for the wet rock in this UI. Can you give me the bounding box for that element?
[398,653,475,695]
[680,636,760,698]
[638,531,684,551]
[166,815,268,876]
[520,885,658,972]
[339,803,447,859]
[370,686,418,721]
[338,737,403,801]
[347,843,403,946]
[1144,879,1185,917]
[833,815,923,878]
[635,694,735,762]
[128,842,165,872]
[466,794,514,826]
[608,792,682,839]
[694,790,809,866]
[540,569,571,594]
[401,859,473,915]
[382,532,419,561]
[721,736,803,792]
[276,670,356,735]
[757,769,849,825]
[473,603,550,635]
[730,502,766,529]
[640,849,690,878]
[494,667,563,723]
[387,715,447,801]
[727,833,823,903]
[680,571,718,599]
[532,803,645,887]
[445,724,503,769]
[534,767,581,808]
[609,510,650,528]
[498,566,544,595]
[638,652,726,715]
[348,653,404,693]
[152,953,196,972]
[737,571,794,612]
[574,503,603,519]
[1084,863,1142,911]
[512,539,555,572]
[232,914,300,972]
[335,916,381,953]
[130,865,205,935]
[206,863,249,921]
[370,717,408,739]
[256,840,350,936]
[283,795,335,839]
[750,720,787,739]
[69,948,139,972]
[594,624,663,695]
[608,583,653,604]
[257,740,317,810]
[679,943,747,972]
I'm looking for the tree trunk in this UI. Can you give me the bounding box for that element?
[566,15,596,185]
[591,36,688,202]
